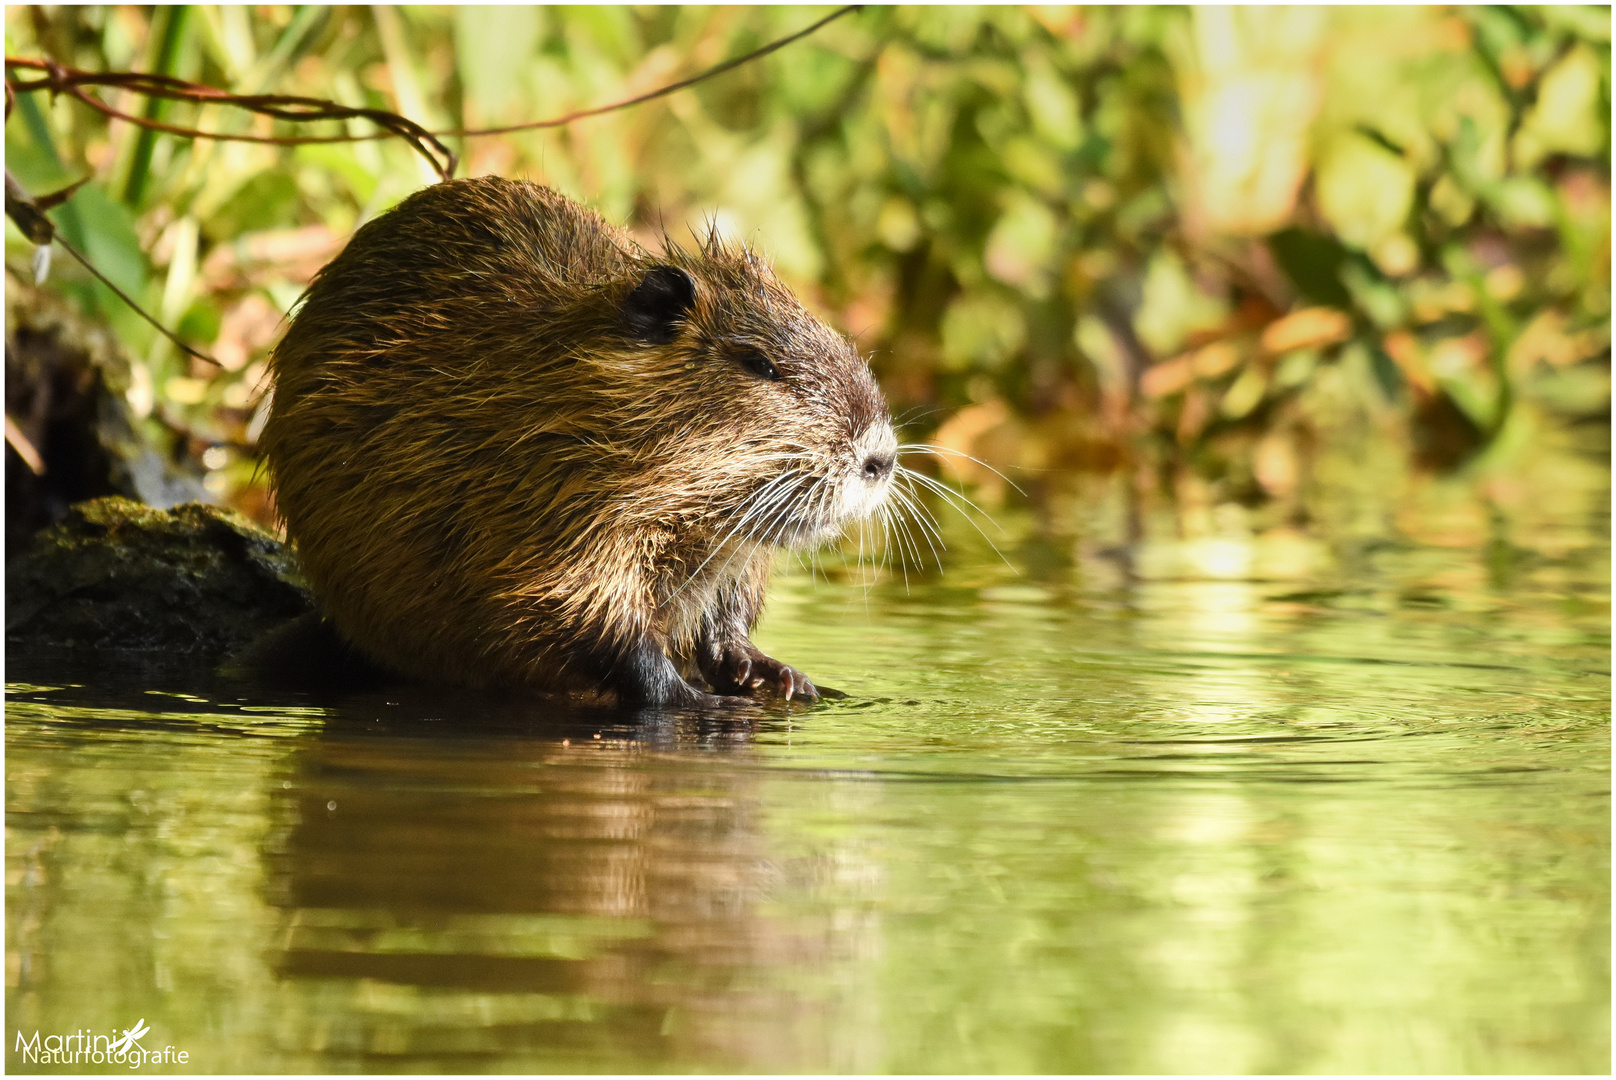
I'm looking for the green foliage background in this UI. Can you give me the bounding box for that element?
[4,5,1610,526]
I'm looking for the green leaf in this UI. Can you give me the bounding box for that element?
[1315,132,1415,250]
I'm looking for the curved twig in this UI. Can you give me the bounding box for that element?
[442,5,861,137]
[5,57,457,181]
[2,6,861,177]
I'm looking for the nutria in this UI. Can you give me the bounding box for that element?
[262,177,896,707]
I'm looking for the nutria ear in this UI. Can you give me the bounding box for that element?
[623,265,696,344]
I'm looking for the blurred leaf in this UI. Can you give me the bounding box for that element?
[942,290,1026,370]
[876,196,922,252]
[1220,364,1268,419]
[1316,132,1415,250]
[1488,177,1557,229]
[1261,308,1352,354]
[983,195,1058,293]
[1022,55,1082,151]
[1134,250,1228,356]
[1538,5,1612,43]
[1515,44,1606,165]
[1273,348,1319,391]
[1180,6,1325,235]
[1341,262,1406,330]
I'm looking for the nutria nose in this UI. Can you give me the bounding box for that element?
[862,451,895,482]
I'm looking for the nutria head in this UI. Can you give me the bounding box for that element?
[608,230,897,552]
[263,177,894,705]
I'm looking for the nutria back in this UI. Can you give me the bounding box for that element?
[263,177,895,705]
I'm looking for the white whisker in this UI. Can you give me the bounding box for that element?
[896,465,1016,572]
[666,470,806,600]
[888,482,944,565]
[898,464,1011,536]
[898,442,1026,496]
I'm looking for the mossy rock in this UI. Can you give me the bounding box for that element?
[6,497,314,656]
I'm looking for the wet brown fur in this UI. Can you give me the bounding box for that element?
[262,178,892,705]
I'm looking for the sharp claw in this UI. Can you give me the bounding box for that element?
[706,647,829,704]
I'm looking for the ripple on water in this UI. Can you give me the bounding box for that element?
[6,457,1610,1073]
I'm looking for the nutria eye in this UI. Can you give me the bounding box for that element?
[734,349,781,381]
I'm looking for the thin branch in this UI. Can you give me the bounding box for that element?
[443,5,861,137]
[54,233,220,366]
[7,168,221,366]
[5,57,457,181]
[2,5,861,173]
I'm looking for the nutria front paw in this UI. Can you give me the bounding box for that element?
[703,643,819,701]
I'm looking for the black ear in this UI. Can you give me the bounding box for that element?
[623,265,696,344]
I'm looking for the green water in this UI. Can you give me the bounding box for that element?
[6,443,1610,1073]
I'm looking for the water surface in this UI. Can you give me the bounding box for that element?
[7,441,1609,1073]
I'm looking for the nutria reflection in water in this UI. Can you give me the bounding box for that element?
[264,706,882,1071]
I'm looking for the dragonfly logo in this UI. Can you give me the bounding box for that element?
[107,1018,149,1055]
[14,1019,188,1068]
